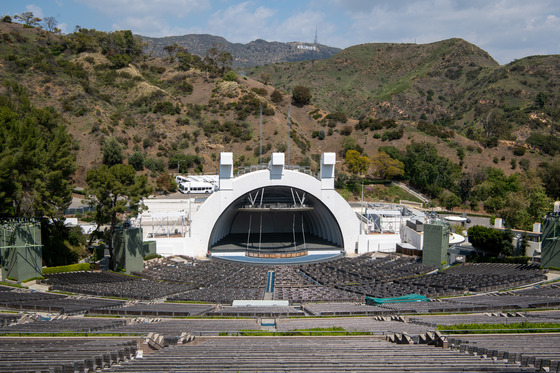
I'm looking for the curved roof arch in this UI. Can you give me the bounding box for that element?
[187,164,360,258]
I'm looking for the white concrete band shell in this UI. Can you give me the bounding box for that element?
[157,152,361,261]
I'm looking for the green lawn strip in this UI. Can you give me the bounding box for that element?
[437,321,560,334]
[42,263,91,274]
[0,282,27,289]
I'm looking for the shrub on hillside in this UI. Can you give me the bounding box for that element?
[270,89,283,104]
[292,86,312,106]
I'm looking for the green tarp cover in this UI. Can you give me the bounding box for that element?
[366,294,429,305]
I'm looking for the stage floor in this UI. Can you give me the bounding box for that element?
[210,233,344,264]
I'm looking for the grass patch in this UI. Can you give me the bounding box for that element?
[22,276,45,283]
[0,282,27,289]
[437,321,560,334]
[42,263,91,274]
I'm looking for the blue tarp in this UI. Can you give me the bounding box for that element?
[365,294,429,305]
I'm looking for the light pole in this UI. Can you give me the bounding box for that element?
[360,182,364,234]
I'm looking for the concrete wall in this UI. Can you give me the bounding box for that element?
[357,233,400,254]
[402,226,423,250]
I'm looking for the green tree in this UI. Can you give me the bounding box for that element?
[169,153,203,172]
[223,70,237,82]
[483,109,506,148]
[0,82,76,219]
[85,164,151,269]
[345,150,370,175]
[441,191,461,212]
[340,137,363,156]
[404,142,460,197]
[204,44,232,74]
[292,86,312,106]
[539,157,560,199]
[527,183,551,223]
[498,192,531,230]
[535,92,548,109]
[128,151,145,171]
[155,172,177,193]
[14,12,41,26]
[370,152,404,180]
[102,137,124,166]
[163,43,179,61]
[468,225,513,257]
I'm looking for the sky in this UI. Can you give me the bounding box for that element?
[3,0,560,65]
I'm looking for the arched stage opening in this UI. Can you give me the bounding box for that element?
[208,186,344,259]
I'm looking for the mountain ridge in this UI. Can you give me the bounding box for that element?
[1,21,558,195]
[140,33,341,68]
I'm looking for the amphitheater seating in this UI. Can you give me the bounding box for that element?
[448,334,560,372]
[101,319,260,337]
[408,312,529,328]
[273,285,362,303]
[207,306,304,317]
[35,258,548,308]
[89,302,215,317]
[0,337,137,372]
[275,317,432,335]
[0,313,20,327]
[513,283,560,297]
[302,302,388,316]
[168,286,265,304]
[45,271,193,300]
[101,336,530,372]
[446,293,560,310]
[0,285,125,314]
[0,317,127,333]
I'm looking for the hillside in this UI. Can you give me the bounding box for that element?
[249,38,560,151]
[0,21,335,185]
[1,21,559,227]
[141,34,341,68]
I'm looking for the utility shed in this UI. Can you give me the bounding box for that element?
[541,212,560,269]
[0,219,42,283]
[114,227,153,274]
[422,221,450,268]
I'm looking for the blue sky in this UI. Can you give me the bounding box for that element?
[2,0,560,64]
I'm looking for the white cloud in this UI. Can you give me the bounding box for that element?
[275,10,327,43]
[26,4,44,18]
[207,2,276,43]
[113,15,194,37]
[58,22,68,34]
[321,0,560,64]
[76,0,210,18]
[76,0,211,37]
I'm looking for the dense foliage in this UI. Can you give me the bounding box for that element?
[85,164,152,269]
[0,81,76,218]
[292,85,312,106]
[467,225,514,256]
